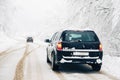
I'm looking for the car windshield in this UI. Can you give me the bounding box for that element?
[63,31,99,42]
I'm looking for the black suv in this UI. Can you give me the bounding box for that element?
[45,30,103,71]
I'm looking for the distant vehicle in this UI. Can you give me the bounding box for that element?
[45,30,103,71]
[26,37,33,42]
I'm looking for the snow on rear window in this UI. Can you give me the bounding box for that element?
[63,31,99,42]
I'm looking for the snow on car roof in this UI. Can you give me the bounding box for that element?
[59,27,94,32]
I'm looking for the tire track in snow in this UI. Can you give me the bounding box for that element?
[13,45,28,80]
[85,71,119,80]
[0,46,26,56]
[52,64,119,80]
[0,48,11,55]
[54,69,97,80]
[13,44,40,80]
[34,54,44,80]
[46,62,66,80]
[24,50,44,80]
[66,70,119,80]
[52,64,96,80]
[54,70,67,80]
[86,74,100,80]
[100,71,120,80]
[25,56,32,80]
[69,73,97,80]
[0,42,27,56]
[0,46,26,62]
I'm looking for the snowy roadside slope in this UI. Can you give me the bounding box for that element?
[102,55,120,79]
[0,32,18,52]
[63,0,120,56]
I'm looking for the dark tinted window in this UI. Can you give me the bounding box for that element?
[62,31,99,42]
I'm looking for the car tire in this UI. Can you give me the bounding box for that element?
[51,54,59,71]
[47,53,50,63]
[92,64,101,71]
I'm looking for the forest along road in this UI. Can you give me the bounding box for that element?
[0,43,119,80]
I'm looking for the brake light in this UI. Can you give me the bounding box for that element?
[99,44,102,51]
[57,42,62,50]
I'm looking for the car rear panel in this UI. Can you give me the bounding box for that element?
[62,41,100,49]
[56,30,103,64]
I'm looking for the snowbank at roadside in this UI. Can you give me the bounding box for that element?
[102,54,120,79]
[0,32,18,52]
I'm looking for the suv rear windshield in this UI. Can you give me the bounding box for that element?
[62,31,99,42]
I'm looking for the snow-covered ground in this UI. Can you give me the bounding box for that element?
[0,31,18,52]
[103,55,120,79]
[0,0,120,80]
[0,38,120,80]
[0,43,26,80]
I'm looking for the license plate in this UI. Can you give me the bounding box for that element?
[73,52,89,56]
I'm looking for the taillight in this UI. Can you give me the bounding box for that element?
[99,44,102,51]
[57,42,62,51]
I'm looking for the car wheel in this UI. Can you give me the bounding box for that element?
[92,64,101,71]
[47,52,50,63]
[51,54,59,71]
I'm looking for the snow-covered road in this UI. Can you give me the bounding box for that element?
[0,42,119,80]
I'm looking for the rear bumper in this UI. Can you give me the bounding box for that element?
[56,49,103,64]
[58,56,102,64]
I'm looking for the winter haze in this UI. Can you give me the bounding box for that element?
[0,0,120,80]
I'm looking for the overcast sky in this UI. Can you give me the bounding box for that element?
[6,0,69,36]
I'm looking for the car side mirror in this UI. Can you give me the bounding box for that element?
[45,39,51,43]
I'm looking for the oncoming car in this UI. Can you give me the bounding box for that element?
[45,30,103,71]
[26,37,33,42]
